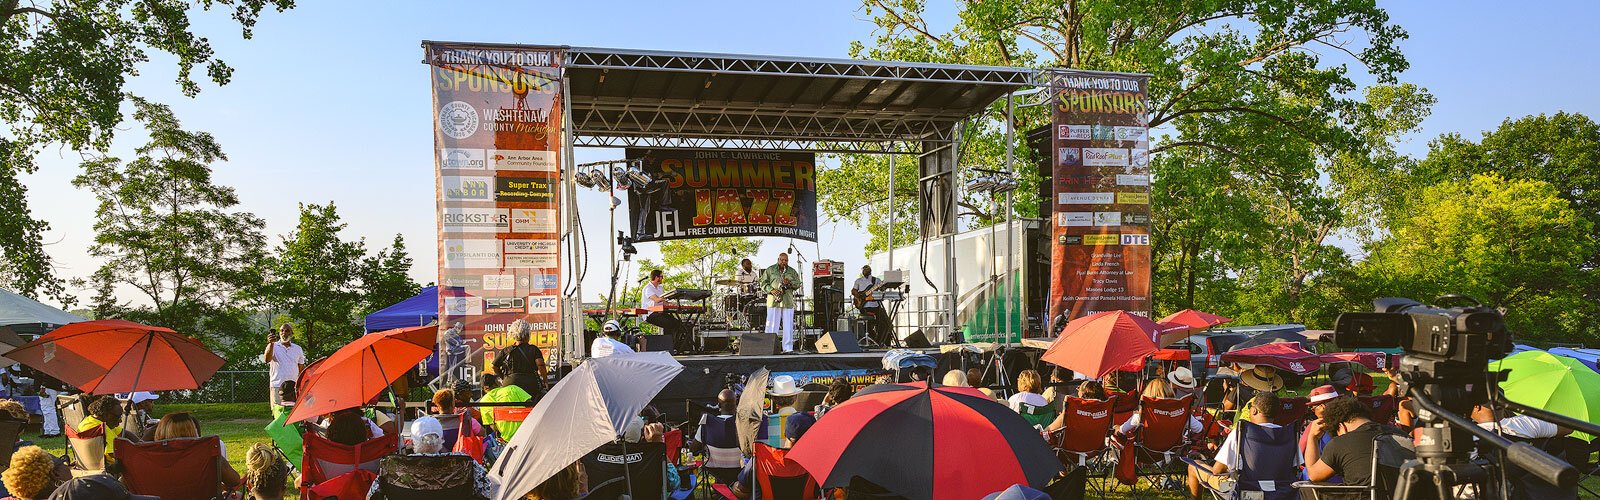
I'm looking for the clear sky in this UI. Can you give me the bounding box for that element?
[21,0,1600,308]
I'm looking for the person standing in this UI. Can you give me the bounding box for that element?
[262,324,305,410]
[851,265,893,346]
[640,269,690,350]
[759,253,802,352]
[492,319,548,402]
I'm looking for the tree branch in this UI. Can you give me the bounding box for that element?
[867,0,940,43]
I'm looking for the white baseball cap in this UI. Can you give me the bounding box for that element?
[115,392,160,404]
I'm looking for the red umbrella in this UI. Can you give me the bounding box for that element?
[1041,310,1160,379]
[2,319,223,394]
[287,326,436,424]
[1158,309,1233,330]
[787,383,1060,500]
[1219,342,1321,375]
[1154,321,1197,348]
[1114,348,1190,373]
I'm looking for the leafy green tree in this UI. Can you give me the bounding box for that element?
[609,238,763,306]
[0,0,294,303]
[73,99,266,365]
[357,234,421,318]
[247,203,366,358]
[1360,175,1596,342]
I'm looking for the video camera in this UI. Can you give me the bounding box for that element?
[1333,296,1511,408]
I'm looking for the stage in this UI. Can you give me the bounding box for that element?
[652,348,925,421]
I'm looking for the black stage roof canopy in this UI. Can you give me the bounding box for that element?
[561,46,1035,152]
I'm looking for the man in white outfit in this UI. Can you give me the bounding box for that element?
[758,252,802,352]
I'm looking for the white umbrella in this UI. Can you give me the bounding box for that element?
[491,351,684,500]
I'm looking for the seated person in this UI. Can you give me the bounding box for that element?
[116,392,160,440]
[733,410,815,499]
[479,376,533,441]
[318,407,385,441]
[694,389,743,478]
[324,411,377,446]
[243,443,290,500]
[591,320,636,359]
[1186,393,1296,498]
[2,446,70,500]
[1115,378,1203,437]
[1471,404,1565,439]
[77,395,126,455]
[367,416,496,500]
[431,388,484,440]
[524,462,585,500]
[1043,381,1111,433]
[152,412,242,491]
[1006,370,1048,414]
[1304,396,1390,489]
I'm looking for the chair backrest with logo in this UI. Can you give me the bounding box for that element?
[1358,395,1398,425]
[754,443,820,500]
[583,440,667,500]
[1136,394,1194,454]
[1050,397,1114,466]
[1109,391,1140,425]
[1231,421,1300,500]
[375,453,484,500]
[300,431,398,500]
[1271,397,1309,427]
[64,422,106,472]
[114,436,224,500]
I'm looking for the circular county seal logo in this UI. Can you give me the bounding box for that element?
[438,101,479,139]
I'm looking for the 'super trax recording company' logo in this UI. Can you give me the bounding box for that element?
[438,101,480,139]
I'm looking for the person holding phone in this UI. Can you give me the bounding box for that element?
[262,324,305,409]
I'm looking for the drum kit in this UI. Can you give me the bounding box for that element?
[709,278,765,330]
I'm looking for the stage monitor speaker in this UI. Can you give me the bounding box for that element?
[904,329,933,348]
[815,332,863,354]
[737,332,779,356]
[639,335,674,353]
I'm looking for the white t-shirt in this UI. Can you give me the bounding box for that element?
[1213,422,1300,469]
[268,342,306,388]
[1478,415,1558,439]
[852,276,882,308]
[641,281,666,310]
[1008,391,1049,412]
[590,337,636,358]
[1119,412,1205,436]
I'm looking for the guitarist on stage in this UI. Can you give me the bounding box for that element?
[852,265,893,346]
[758,252,803,353]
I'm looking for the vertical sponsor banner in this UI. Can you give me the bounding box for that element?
[1047,70,1152,325]
[624,148,819,242]
[426,43,563,381]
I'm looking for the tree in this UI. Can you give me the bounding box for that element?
[73,99,267,333]
[1360,175,1596,342]
[611,238,763,305]
[823,0,1413,260]
[247,203,366,358]
[357,234,421,318]
[0,0,294,302]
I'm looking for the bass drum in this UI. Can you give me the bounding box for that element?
[744,303,768,330]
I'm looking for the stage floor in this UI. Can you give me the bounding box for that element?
[654,348,934,421]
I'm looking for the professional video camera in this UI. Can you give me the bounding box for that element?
[1333,296,1583,499]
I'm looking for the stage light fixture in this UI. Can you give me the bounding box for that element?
[626,166,653,187]
[574,170,596,188]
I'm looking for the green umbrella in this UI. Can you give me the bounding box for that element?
[1490,351,1600,438]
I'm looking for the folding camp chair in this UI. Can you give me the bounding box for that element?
[57,394,88,431]
[114,435,226,499]
[1017,401,1058,429]
[0,418,24,469]
[371,453,485,500]
[1295,433,1414,500]
[1048,397,1115,498]
[1357,395,1397,425]
[583,440,669,500]
[299,431,397,500]
[1271,397,1310,428]
[1122,395,1195,494]
[710,443,820,500]
[64,422,106,476]
[1188,421,1301,500]
[433,413,463,451]
[1108,392,1139,426]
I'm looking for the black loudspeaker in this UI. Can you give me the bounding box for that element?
[904,330,932,348]
[639,335,674,353]
[737,332,779,356]
[812,276,845,329]
[815,332,863,354]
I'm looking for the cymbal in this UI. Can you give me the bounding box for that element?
[715,279,742,286]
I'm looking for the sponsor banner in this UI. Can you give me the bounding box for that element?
[1050,69,1152,323]
[429,42,564,374]
[505,254,558,269]
[489,149,557,172]
[1083,148,1130,167]
[495,176,556,203]
[1059,192,1116,205]
[444,239,503,268]
[528,295,559,314]
[625,148,819,242]
[443,176,494,201]
[503,238,558,254]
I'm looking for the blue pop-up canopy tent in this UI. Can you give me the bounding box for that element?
[363,286,438,333]
[1548,347,1600,373]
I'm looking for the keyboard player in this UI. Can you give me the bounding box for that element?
[640,269,691,349]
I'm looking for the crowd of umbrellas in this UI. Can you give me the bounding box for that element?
[4,309,1600,499]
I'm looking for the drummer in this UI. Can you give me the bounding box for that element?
[735,258,758,295]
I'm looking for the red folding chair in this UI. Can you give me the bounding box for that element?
[64,423,106,475]
[712,443,820,500]
[1272,396,1310,427]
[1049,397,1115,498]
[1359,395,1398,425]
[114,436,225,499]
[1109,391,1140,426]
[300,431,397,500]
[1122,395,1195,494]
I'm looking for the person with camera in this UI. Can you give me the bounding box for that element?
[262,324,305,409]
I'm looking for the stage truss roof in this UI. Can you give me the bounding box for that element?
[559,46,1037,153]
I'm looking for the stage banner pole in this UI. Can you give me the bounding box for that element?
[1046,70,1153,326]
[425,42,565,383]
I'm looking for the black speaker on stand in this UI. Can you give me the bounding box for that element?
[812,275,845,332]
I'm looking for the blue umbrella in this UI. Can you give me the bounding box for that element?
[1548,347,1600,373]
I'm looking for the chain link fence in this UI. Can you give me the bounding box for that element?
[162,370,272,404]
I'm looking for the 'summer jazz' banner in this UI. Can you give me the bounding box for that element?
[625,148,819,242]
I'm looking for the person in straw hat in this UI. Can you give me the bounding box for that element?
[1233,364,1285,425]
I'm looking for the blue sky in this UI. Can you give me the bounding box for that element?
[23,0,1600,306]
